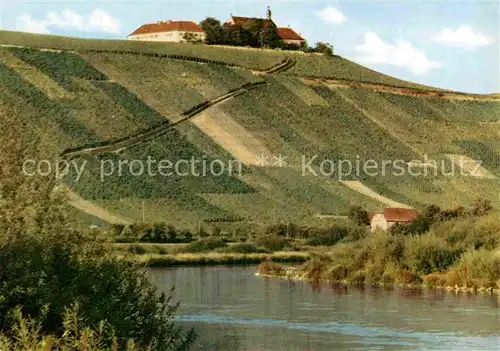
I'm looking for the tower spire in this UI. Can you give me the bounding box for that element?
[267,6,272,20]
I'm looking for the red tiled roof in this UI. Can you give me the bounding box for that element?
[228,16,277,30]
[383,208,418,223]
[129,21,204,36]
[230,16,275,26]
[277,27,305,41]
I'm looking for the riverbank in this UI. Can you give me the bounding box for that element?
[122,251,309,267]
[257,263,500,295]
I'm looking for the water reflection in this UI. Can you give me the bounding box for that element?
[148,266,500,351]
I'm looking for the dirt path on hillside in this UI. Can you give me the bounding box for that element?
[62,187,132,224]
[446,154,497,179]
[191,107,274,166]
[341,181,413,209]
[265,57,296,74]
[301,77,500,102]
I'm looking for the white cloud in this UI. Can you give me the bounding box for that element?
[16,15,50,34]
[355,32,442,75]
[431,26,494,50]
[315,7,346,25]
[88,9,120,34]
[46,9,86,31]
[16,8,120,34]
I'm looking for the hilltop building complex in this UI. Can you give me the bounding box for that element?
[128,8,305,45]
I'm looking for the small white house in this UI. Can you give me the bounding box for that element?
[128,20,206,43]
[370,208,418,232]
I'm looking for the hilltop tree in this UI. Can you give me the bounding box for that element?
[262,21,283,48]
[242,19,264,47]
[314,41,334,57]
[223,22,251,46]
[240,18,283,48]
[200,17,225,44]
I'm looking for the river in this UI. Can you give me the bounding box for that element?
[147,265,500,351]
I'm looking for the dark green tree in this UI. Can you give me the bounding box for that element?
[423,204,441,223]
[262,22,283,48]
[166,224,178,242]
[200,17,225,44]
[347,205,370,226]
[223,23,250,46]
[314,42,334,57]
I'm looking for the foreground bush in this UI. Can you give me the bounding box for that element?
[0,129,194,350]
[445,249,500,289]
[0,222,195,350]
[0,306,150,351]
[404,234,463,274]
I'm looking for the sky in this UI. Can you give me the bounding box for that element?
[1,0,498,94]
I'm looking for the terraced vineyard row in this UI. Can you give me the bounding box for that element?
[61,81,268,158]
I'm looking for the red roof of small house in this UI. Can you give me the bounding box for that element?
[129,21,204,36]
[383,208,418,223]
[277,27,305,41]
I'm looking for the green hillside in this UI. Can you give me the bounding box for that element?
[2,30,443,90]
[1,31,499,228]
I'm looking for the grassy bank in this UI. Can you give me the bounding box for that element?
[123,251,309,267]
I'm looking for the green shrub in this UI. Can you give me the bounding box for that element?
[396,269,421,285]
[347,271,366,285]
[380,263,398,285]
[326,264,348,282]
[0,130,194,350]
[347,206,370,226]
[217,243,269,254]
[0,305,152,351]
[258,260,285,276]
[404,234,462,275]
[110,223,125,237]
[305,225,349,246]
[342,226,368,242]
[423,272,447,288]
[182,237,227,253]
[0,223,194,350]
[180,229,194,242]
[304,258,328,281]
[254,235,289,251]
[128,244,147,255]
[445,249,500,288]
